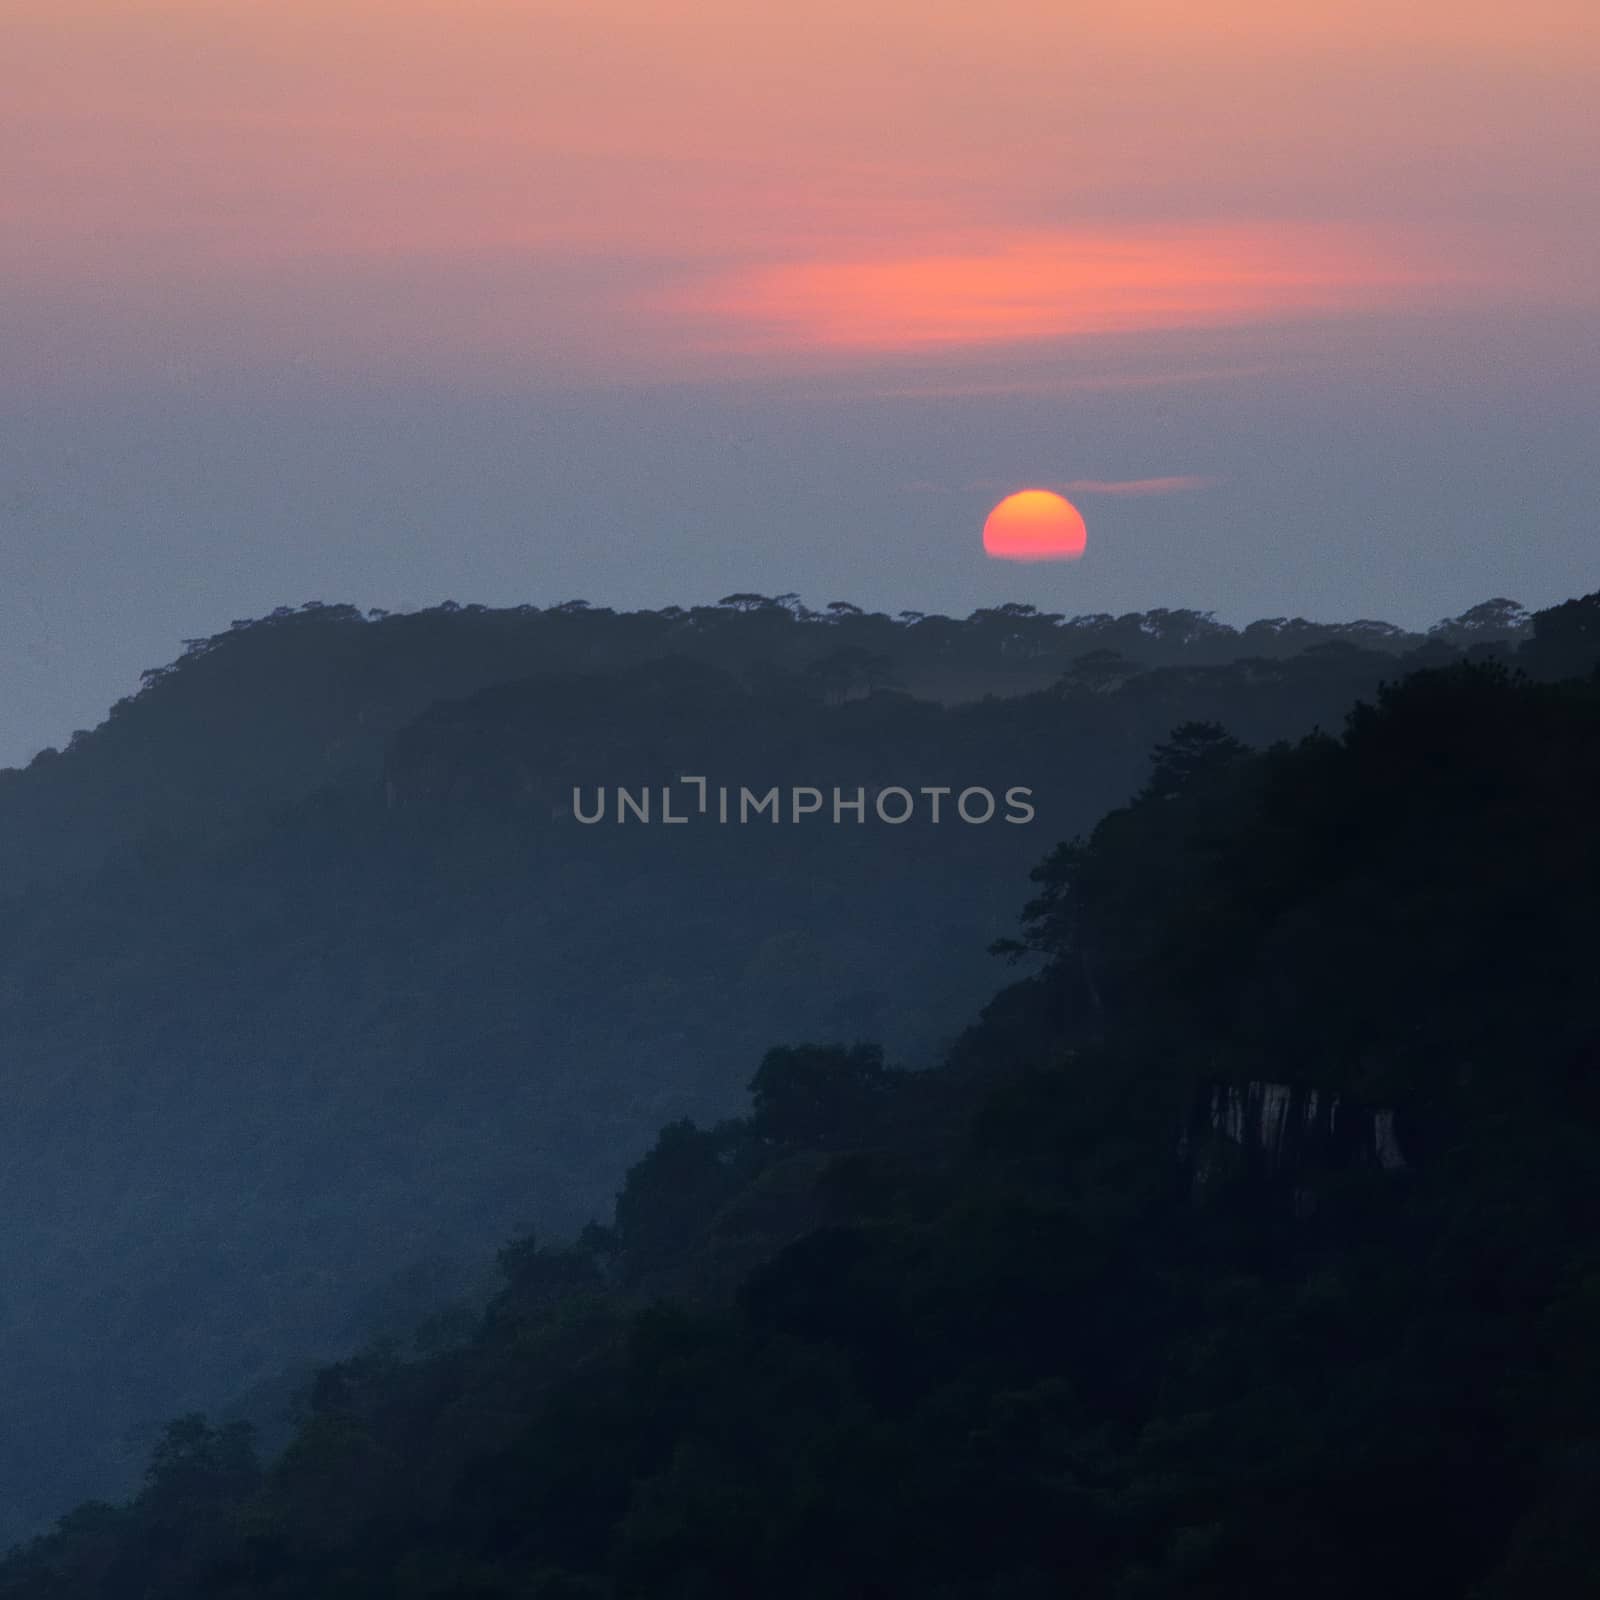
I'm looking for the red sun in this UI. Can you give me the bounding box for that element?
[983,489,1088,562]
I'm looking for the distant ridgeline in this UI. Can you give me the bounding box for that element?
[0,589,1593,1556]
[0,592,1535,888]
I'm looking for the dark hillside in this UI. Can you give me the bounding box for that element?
[1,596,1594,1596]
[0,591,1572,1544]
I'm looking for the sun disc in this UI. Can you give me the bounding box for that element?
[982,489,1088,562]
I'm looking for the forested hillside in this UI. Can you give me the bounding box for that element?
[0,591,1566,1546]
[4,590,1596,1597]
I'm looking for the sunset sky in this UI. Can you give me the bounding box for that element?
[3,0,1597,761]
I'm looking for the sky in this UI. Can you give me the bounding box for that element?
[3,0,1597,764]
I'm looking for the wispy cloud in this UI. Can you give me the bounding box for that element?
[926,474,1220,498]
[1063,476,1218,497]
[864,362,1287,400]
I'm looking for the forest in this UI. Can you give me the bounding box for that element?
[0,588,1594,1596]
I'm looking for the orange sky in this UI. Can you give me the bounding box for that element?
[7,0,1596,385]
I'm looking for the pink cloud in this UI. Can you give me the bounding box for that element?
[658,226,1431,358]
[1062,476,1219,497]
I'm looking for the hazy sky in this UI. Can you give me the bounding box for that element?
[3,0,1597,764]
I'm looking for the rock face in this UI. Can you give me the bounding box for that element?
[1181,1080,1411,1203]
